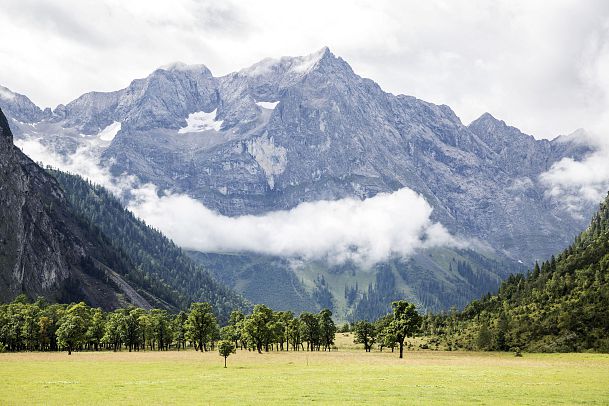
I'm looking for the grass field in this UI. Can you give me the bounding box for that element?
[1,335,608,405]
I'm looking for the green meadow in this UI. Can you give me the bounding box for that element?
[1,335,608,405]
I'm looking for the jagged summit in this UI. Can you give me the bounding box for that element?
[553,128,590,144]
[468,111,538,144]
[237,46,340,77]
[158,61,211,73]
[468,112,512,131]
[0,85,16,101]
[0,85,44,123]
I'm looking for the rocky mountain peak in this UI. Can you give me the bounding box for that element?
[235,46,345,80]
[469,112,507,132]
[158,61,211,74]
[0,85,44,123]
[468,111,540,152]
[0,85,16,101]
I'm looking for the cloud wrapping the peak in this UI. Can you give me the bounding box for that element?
[14,137,135,195]
[540,146,609,216]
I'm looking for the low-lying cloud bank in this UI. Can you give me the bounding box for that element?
[15,138,462,266]
[128,185,461,266]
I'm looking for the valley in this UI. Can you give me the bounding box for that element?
[1,2,608,405]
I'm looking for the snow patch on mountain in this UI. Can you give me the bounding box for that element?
[246,133,288,189]
[98,121,121,141]
[179,110,223,133]
[256,101,279,110]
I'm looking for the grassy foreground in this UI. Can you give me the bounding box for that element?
[1,337,608,405]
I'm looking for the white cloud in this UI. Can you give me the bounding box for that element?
[14,137,462,266]
[14,137,135,196]
[538,27,609,213]
[1,0,609,139]
[128,184,462,266]
[540,145,609,216]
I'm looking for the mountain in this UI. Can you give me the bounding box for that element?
[5,48,591,261]
[0,48,596,318]
[0,108,244,318]
[50,170,247,320]
[1,107,150,309]
[0,85,46,123]
[440,192,609,352]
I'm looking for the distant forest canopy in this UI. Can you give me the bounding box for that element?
[48,167,521,322]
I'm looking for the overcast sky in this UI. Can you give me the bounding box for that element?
[1,0,608,139]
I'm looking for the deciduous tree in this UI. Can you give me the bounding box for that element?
[387,301,422,359]
[218,340,236,367]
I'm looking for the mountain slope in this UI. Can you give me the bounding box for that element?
[189,247,524,321]
[0,85,45,123]
[0,107,154,309]
[0,108,245,318]
[446,193,609,352]
[50,170,248,320]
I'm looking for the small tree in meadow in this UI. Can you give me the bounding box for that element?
[387,301,422,359]
[218,340,236,368]
[353,320,376,352]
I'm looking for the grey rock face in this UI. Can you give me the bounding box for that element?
[101,49,592,263]
[57,64,219,134]
[0,85,45,123]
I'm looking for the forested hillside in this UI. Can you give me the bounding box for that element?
[1,108,169,310]
[423,193,609,352]
[49,171,248,321]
